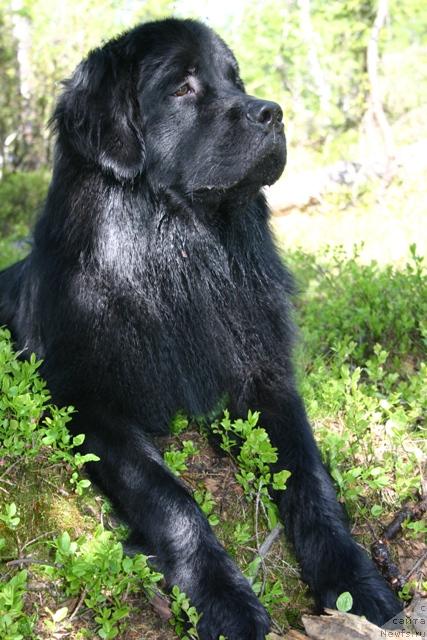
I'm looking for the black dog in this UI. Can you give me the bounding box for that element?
[0,18,401,639]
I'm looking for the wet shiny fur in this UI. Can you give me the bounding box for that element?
[0,18,401,639]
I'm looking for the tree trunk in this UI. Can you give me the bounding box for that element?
[11,0,38,169]
[297,0,330,114]
[362,0,395,177]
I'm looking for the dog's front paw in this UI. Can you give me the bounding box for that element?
[197,587,270,640]
[317,551,403,627]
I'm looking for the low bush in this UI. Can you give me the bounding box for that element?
[0,171,50,236]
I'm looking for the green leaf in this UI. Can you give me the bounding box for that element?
[72,433,85,446]
[336,591,353,612]
[58,531,71,553]
[272,469,291,490]
[370,504,383,517]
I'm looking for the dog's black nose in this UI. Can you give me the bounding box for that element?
[246,99,283,129]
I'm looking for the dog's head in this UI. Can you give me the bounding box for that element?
[54,19,286,198]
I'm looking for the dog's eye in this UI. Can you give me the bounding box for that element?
[173,83,192,97]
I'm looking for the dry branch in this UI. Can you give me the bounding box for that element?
[371,495,427,591]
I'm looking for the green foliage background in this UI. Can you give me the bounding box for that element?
[0,1,426,638]
[0,0,426,173]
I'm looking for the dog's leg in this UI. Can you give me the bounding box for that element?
[232,387,402,627]
[75,414,270,640]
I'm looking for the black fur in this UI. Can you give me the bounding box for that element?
[0,18,401,639]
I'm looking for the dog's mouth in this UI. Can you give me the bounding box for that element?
[183,132,287,200]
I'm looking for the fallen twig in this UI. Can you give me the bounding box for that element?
[21,530,56,552]
[41,477,70,496]
[249,479,266,588]
[405,550,427,580]
[258,524,284,559]
[371,538,405,591]
[6,557,57,568]
[371,495,427,591]
[0,459,21,480]
[68,588,87,622]
[248,521,284,588]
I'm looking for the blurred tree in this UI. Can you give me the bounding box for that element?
[25,0,128,166]
[388,0,427,46]
[224,0,314,146]
[0,0,175,170]
[224,0,427,160]
[11,0,37,169]
[0,0,21,174]
[313,0,376,135]
[225,0,381,150]
[362,0,395,172]
[0,0,426,173]
[131,0,175,21]
[297,0,330,115]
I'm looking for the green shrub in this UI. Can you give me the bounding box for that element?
[287,244,427,367]
[0,327,98,496]
[0,236,27,270]
[211,410,291,532]
[287,246,426,516]
[43,528,163,640]
[0,170,50,236]
[0,570,36,640]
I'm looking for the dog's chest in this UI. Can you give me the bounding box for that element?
[93,260,276,417]
[86,211,291,422]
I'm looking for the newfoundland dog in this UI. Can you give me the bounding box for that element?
[0,18,400,640]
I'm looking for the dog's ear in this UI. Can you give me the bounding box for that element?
[54,46,145,180]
